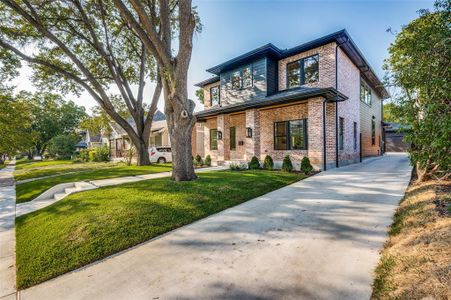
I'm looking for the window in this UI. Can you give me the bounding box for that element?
[210,86,220,106]
[210,128,218,150]
[353,122,357,151]
[371,119,376,145]
[242,67,252,88]
[274,119,308,150]
[230,66,253,90]
[286,54,319,89]
[287,61,301,88]
[230,127,236,150]
[231,71,241,89]
[303,55,319,84]
[339,117,344,150]
[360,80,372,105]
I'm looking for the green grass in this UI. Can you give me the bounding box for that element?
[16,170,305,289]
[15,163,172,203]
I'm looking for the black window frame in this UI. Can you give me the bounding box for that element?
[353,122,357,151]
[286,54,319,89]
[371,119,376,145]
[273,119,308,150]
[210,85,220,106]
[339,117,344,150]
[210,128,218,150]
[230,65,253,90]
[230,127,236,150]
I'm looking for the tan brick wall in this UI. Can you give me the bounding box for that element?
[278,42,336,91]
[202,81,220,110]
[203,117,219,161]
[245,109,260,160]
[360,85,383,157]
[229,113,246,160]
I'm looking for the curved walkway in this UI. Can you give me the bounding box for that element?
[0,160,16,300]
[20,153,412,300]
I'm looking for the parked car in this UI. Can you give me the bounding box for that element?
[149,147,172,163]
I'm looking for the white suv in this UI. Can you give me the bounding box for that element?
[149,147,172,163]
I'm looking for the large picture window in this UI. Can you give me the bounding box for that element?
[274,119,308,150]
[230,127,236,150]
[210,128,218,150]
[360,80,372,105]
[210,86,220,106]
[286,54,319,89]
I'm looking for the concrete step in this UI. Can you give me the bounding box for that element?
[75,181,96,190]
[53,193,67,201]
[65,187,78,194]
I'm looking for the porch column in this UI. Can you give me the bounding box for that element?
[245,109,260,161]
[217,115,225,161]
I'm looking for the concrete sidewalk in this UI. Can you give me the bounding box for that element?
[0,161,16,300]
[20,154,412,300]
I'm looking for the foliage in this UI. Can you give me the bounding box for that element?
[248,156,260,170]
[282,155,293,172]
[229,163,247,171]
[88,146,110,163]
[263,155,274,170]
[16,170,304,288]
[124,146,135,166]
[195,88,204,104]
[78,149,90,162]
[0,89,34,157]
[383,102,404,124]
[204,155,212,167]
[300,157,313,175]
[47,134,78,160]
[384,0,450,180]
[193,154,203,167]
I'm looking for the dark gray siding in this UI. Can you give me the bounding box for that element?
[220,58,267,106]
[266,58,278,96]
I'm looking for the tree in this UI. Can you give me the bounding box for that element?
[112,0,202,181]
[18,91,86,156]
[384,0,450,181]
[0,0,162,165]
[47,134,79,159]
[195,88,204,104]
[383,102,403,124]
[0,88,34,161]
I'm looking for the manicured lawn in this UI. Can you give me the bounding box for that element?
[14,159,122,181]
[16,170,305,289]
[16,163,172,203]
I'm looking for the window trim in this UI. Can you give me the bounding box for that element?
[210,85,220,106]
[273,119,308,150]
[286,54,319,89]
[230,65,253,90]
[230,127,236,150]
[210,128,218,150]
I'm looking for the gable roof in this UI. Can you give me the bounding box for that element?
[195,29,389,99]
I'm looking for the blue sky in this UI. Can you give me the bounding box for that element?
[13,0,434,113]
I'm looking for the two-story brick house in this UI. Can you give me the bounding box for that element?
[193,29,389,170]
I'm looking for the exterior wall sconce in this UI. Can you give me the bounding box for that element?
[217,131,223,140]
[246,127,253,138]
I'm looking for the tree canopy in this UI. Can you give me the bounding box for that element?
[384,0,450,180]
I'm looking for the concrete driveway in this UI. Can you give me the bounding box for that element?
[20,153,412,300]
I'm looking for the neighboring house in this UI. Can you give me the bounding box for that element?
[383,122,411,152]
[75,130,106,151]
[108,111,170,159]
[192,29,389,170]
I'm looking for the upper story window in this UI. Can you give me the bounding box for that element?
[286,54,319,89]
[210,86,220,106]
[230,66,253,90]
[360,79,372,105]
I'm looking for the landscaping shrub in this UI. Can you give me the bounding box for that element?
[263,155,274,170]
[300,157,313,175]
[47,134,78,160]
[88,146,110,162]
[282,155,293,172]
[248,156,260,170]
[204,155,211,166]
[124,146,135,166]
[229,163,247,171]
[194,154,203,167]
[79,149,90,162]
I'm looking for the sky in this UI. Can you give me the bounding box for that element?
[12,0,435,114]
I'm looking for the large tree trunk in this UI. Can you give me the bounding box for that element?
[166,96,197,181]
[135,136,150,166]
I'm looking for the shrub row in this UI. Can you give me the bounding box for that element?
[193,154,211,167]
[76,145,110,162]
[230,155,313,174]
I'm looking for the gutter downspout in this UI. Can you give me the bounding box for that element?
[334,37,350,168]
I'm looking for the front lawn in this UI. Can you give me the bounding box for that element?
[16,170,305,289]
[15,163,172,203]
